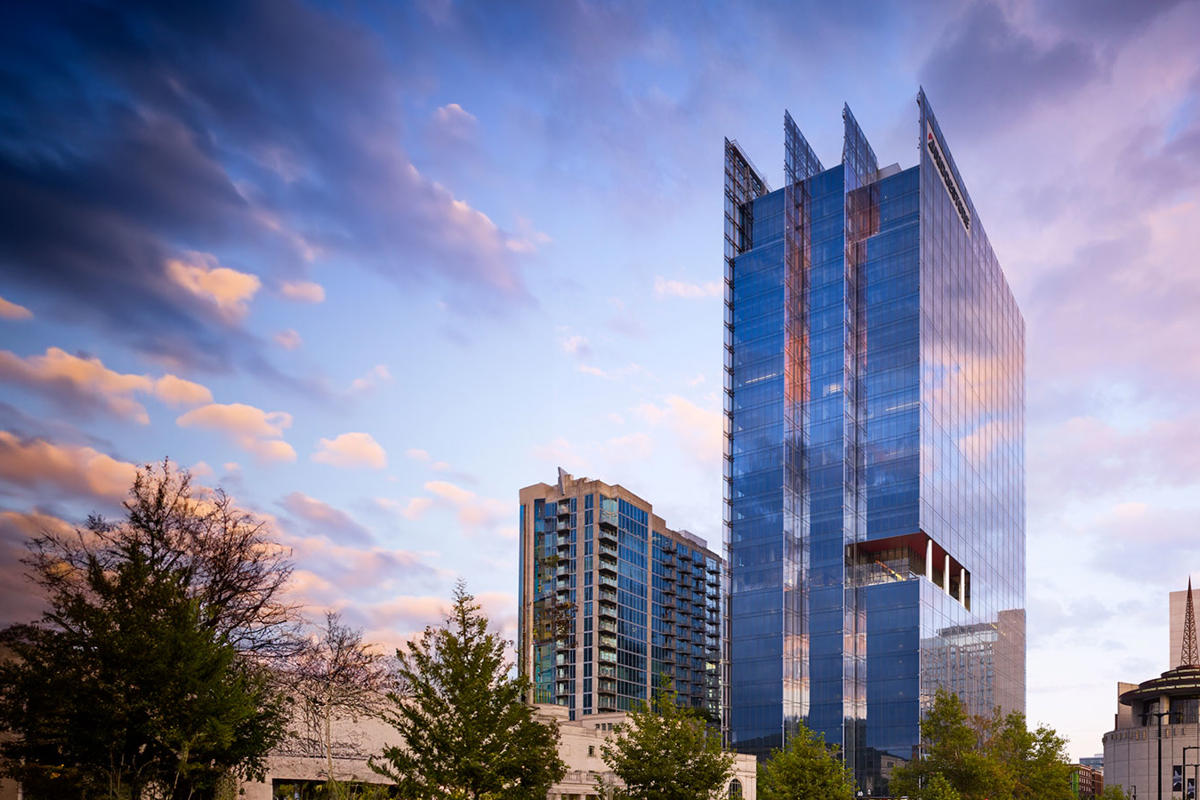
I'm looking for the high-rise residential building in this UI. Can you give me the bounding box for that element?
[518,469,722,721]
[722,91,1025,792]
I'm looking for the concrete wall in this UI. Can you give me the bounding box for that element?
[1104,722,1200,800]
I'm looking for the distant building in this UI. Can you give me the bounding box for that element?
[1080,754,1104,770]
[1072,763,1105,799]
[1104,579,1200,800]
[518,469,722,722]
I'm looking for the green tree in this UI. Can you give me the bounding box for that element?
[891,688,1076,800]
[597,679,734,800]
[758,721,855,800]
[919,773,963,800]
[1098,784,1128,800]
[0,462,291,800]
[989,711,1073,800]
[891,690,1001,800]
[369,581,566,799]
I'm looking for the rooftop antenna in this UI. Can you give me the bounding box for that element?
[1183,577,1198,667]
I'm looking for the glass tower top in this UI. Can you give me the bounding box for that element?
[723,91,1025,794]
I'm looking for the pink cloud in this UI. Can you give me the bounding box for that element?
[0,432,137,502]
[0,347,212,424]
[312,432,387,469]
[165,252,261,321]
[279,280,326,303]
[176,402,296,462]
[274,329,303,350]
[0,295,32,320]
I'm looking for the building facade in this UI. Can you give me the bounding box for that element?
[1105,581,1200,800]
[519,469,722,721]
[235,703,758,800]
[723,91,1026,792]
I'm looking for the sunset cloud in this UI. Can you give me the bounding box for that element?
[635,395,722,464]
[0,296,32,320]
[312,432,387,469]
[0,432,137,502]
[0,347,211,423]
[279,280,326,303]
[165,253,261,321]
[176,403,296,462]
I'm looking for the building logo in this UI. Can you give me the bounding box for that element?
[926,123,971,234]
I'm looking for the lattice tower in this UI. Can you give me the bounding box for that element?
[1183,577,1198,667]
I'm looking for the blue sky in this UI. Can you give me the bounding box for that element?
[2,0,1199,759]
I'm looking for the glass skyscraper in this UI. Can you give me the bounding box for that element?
[723,91,1025,793]
[519,469,722,721]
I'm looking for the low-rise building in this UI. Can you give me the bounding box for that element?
[242,702,757,799]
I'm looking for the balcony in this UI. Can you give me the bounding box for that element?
[599,574,618,590]
[556,516,571,532]
[598,556,618,575]
[598,619,617,634]
[599,541,619,558]
[598,664,616,678]
[598,679,617,695]
[599,587,618,604]
[599,634,618,650]
[599,509,618,529]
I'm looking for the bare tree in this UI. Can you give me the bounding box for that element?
[24,460,303,661]
[294,611,393,792]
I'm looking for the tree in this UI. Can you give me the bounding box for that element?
[597,679,734,800]
[369,581,566,799]
[0,461,294,799]
[23,461,301,659]
[294,612,393,797]
[758,721,855,800]
[1099,785,1128,800]
[890,688,1075,800]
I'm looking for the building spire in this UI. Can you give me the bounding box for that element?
[1183,577,1198,668]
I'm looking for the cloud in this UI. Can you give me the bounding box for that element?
[0,296,32,320]
[635,395,722,465]
[0,0,543,377]
[279,491,373,545]
[274,329,302,350]
[165,252,261,321]
[391,480,511,537]
[0,432,137,503]
[176,403,296,463]
[0,509,76,627]
[349,364,392,393]
[654,276,721,299]
[561,334,591,358]
[918,2,1098,137]
[279,280,326,303]
[432,103,478,140]
[377,496,434,521]
[312,432,387,469]
[0,347,212,424]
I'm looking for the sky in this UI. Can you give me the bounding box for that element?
[0,0,1198,761]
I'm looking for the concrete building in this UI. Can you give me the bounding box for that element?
[518,470,722,722]
[1104,581,1200,800]
[240,703,756,800]
[722,91,1025,793]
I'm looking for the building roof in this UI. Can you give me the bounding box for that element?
[1118,665,1200,706]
